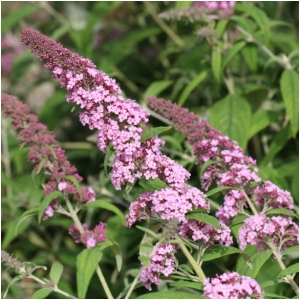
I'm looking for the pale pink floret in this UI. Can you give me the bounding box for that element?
[254,181,294,212]
[140,243,178,291]
[203,272,264,299]
[238,213,299,253]
[179,219,233,246]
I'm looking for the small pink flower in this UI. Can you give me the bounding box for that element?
[204,272,263,299]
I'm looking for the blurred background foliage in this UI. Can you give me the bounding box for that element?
[1,1,299,298]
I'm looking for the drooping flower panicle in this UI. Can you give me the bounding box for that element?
[1,94,96,220]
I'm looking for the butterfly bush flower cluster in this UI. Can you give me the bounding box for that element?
[20,29,237,290]
[68,222,107,248]
[159,1,235,23]
[140,243,178,291]
[1,94,96,220]
[147,97,298,254]
[203,272,264,299]
[193,1,235,10]
[238,213,299,253]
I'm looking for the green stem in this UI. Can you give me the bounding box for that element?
[267,242,299,296]
[241,189,259,215]
[175,234,206,282]
[236,26,292,70]
[29,274,77,299]
[144,2,185,49]
[124,269,142,299]
[64,197,114,299]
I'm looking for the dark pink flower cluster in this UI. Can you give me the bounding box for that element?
[68,222,107,247]
[238,213,299,253]
[179,219,232,246]
[140,243,178,291]
[203,272,264,299]
[1,93,96,219]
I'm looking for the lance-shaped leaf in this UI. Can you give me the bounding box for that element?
[16,207,39,236]
[277,263,299,278]
[85,199,126,225]
[144,80,173,101]
[76,248,103,299]
[266,208,298,219]
[280,69,299,138]
[49,262,63,285]
[206,186,232,197]
[65,175,82,200]
[30,288,53,299]
[185,212,223,230]
[139,178,169,192]
[140,126,172,142]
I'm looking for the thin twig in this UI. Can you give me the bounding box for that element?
[236,26,292,70]
[144,2,185,49]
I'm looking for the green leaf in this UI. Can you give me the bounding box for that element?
[2,218,32,249]
[178,71,207,105]
[262,125,292,165]
[2,5,39,34]
[140,126,172,142]
[277,263,299,278]
[139,178,169,192]
[38,191,62,223]
[238,250,272,278]
[85,199,126,225]
[144,80,173,101]
[216,19,229,37]
[136,225,158,239]
[104,144,115,176]
[170,280,203,291]
[65,175,82,200]
[222,41,246,70]
[206,186,232,197]
[201,245,250,262]
[235,3,270,42]
[266,208,298,219]
[241,44,258,74]
[76,248,103,299]
[280,69,299,138]
[139,242,153,268]
[282,245,299,256]
[211,49,222,88]
[249,110,279,139]
[210,95,252,149]
[30,288,53,299]
[108,238,123,272]
[49,263,63,285]
[186,213,223,230]
[15,207,39,236]
[137,291,207,299]
[3,275,24,298]
[260,279,283,288]
[230,215,248,227]
[36,157,47,174]
[263,293,288,299]
[178,264,194,274]
[199,160,216,179]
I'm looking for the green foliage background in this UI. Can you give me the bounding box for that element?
[1,1,299,299]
